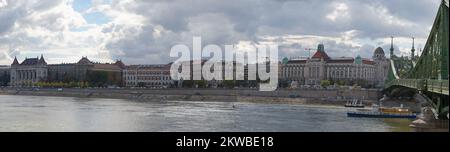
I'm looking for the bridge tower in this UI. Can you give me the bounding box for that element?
[383,0,449,129]
[390,36,395,58]
[411,37,416,60]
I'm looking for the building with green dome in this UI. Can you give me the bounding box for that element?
[281,44,390,88]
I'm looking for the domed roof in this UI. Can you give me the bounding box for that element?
[374,47,385,55]
[77,57,93,64]
[282,57,289,64]
[355,55,362,64]
[312,44,330,60]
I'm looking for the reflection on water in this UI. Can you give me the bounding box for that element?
[0,95,412,132]
[383,119,413,132]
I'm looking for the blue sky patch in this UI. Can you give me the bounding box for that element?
[84,12,111,24]
[73,0,110,25]
[73,0,92,12]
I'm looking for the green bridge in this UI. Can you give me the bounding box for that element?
[384,0,449,119]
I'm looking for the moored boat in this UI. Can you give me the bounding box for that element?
[344,99,365,108]
[347,104,417,119]
[347,112,417,119]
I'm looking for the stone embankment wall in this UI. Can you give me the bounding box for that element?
[0,88,382,105]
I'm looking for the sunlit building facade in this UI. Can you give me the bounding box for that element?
[281,44,389,87]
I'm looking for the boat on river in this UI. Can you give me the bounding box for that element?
[344,99,365,108]
[347,104,417,119]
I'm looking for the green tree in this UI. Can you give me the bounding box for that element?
[320,80,331,88]
[336,80,346,86]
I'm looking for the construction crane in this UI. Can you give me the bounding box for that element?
[304,48,315,58]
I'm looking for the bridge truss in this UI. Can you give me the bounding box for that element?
[384,0,449,119]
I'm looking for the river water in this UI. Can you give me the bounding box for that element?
[0,95,412,132]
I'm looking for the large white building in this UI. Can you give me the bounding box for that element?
[10,55,48,87]
[281,44,389,87]
[123,64,173,88]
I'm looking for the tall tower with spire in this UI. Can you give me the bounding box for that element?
[411,37,416,60]
[390,36,394,58]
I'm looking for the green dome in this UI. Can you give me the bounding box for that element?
[282,57,289,64]
[355,55,362,64]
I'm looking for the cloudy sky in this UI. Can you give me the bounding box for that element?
[0,0,442,65]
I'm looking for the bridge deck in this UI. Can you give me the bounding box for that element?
[386,79,449,95]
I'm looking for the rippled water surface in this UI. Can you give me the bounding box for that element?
[0,95,412,132]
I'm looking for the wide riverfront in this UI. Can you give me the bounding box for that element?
[0,94,413,132]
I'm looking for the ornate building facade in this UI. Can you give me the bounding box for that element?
[123,64,173,88]
[48,57,124,86]
[281,44,389,88]
[48,57,94,82]
[10,55,124,87]
[10,55,48,87]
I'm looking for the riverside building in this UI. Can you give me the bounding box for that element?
[48,57,124,86]
[10,55,124,87]
[10,55,48,87]
[281,44,390,88]
[0,65,10,86]
[123,64,173,88]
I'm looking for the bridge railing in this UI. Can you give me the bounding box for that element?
[386,79,425,90]
[386,79,449,95]
[427,79,449,95]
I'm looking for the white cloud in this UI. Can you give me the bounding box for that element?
[0,0,115,64]
[0,0,7,8]
[326,2,350,22]
[0,0,442,65]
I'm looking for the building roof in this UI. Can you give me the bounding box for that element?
[114,60,126,68]
[327,59,354,63]
[311,43,330,60]
[39,54,47,64]
[285,56,376,65]
[362,59,376,65]
[311,50,330,60]
[374,47,385,55]
[287,60,307,64]
[21,58,39,65]
[92,64,122,71]
[12,57,19,65]
[77,57,93,64]
[14,55,47,66]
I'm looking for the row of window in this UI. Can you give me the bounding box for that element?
[124,71,170,75]
[282,67,376,79]
[12,70,46,80]
[125,76,171,81]
[126,82,172,86]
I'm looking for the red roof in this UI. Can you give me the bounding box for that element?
[362,60,375,65]
[287,60,307,64]
[327,59,354,63]
[311,50,330,60]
